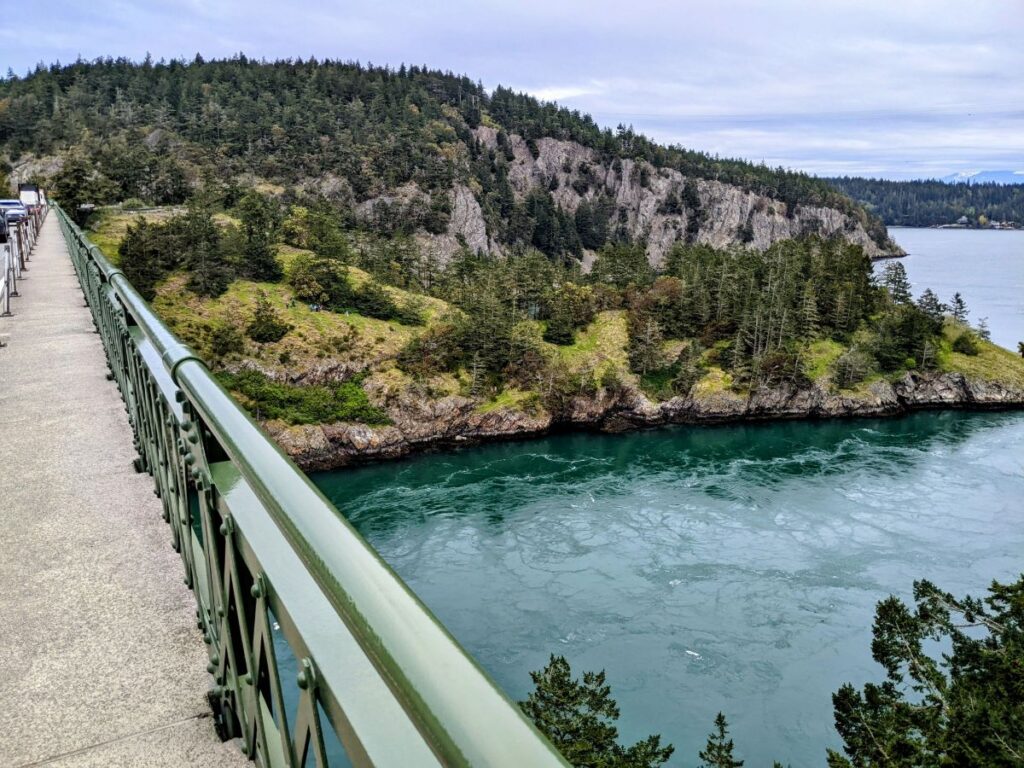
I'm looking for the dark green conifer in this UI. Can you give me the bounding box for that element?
[699,713,743,768]
[520,655,673,768]
[237,190,282,282]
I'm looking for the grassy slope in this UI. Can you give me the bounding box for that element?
[88,209,1024,428]
[552,310,630,381]
[87,207,182,264]
[88,210,638,422]
[939,323,1024,389]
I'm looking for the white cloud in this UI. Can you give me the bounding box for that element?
[3,0,1023,177]
[529,85,601,102]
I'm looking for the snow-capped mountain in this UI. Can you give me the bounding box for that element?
[941,170,1024,185]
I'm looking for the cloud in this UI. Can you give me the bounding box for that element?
[3,0,1022,178]
[530,85,601,102]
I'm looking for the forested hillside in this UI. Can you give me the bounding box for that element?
[5,56,1020,467]
[827,176,1024,227]
[0,56,895,261]
[79,194,1022,470]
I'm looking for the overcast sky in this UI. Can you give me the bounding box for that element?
[3,0,1022,180]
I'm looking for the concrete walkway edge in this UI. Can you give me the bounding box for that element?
[0,215,247,766]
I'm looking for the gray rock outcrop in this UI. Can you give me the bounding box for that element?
[269,371,1023,471]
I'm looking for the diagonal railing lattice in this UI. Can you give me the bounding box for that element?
[55,204,568,768]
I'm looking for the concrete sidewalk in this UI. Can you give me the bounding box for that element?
[0,215,246,766]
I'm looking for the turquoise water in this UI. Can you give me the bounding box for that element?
[313,413,1024,766]
[311,229,1024,766]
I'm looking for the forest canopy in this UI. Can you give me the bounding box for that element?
[827,176,1024,227]
[0,55,888,254]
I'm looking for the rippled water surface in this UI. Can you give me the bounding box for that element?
[312,227,1024,765]
[314,412,1024,766]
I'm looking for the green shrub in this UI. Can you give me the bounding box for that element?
[543,307,576,345]
[952,331,980,356]
[288,253,421,324]
[640,365,679,400]
[218,369,389,425]
[394,297,426,326]
[833,348,873,389]
[350,280,399,320]
[207,321,245,358]
[247,291,291,343]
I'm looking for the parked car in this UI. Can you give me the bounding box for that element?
[0,200,29,223]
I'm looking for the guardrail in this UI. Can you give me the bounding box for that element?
[54,204,568,768]
[1,207,44,317]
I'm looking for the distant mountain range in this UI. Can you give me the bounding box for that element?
[940,170,1024,186]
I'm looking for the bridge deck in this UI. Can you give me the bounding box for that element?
[0,216,245,767]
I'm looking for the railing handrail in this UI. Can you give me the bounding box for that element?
[53,203,569,768]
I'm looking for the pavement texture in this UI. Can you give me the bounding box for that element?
[0,216,247,767]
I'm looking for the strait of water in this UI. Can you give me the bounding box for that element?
[313,228,1024,766]
[883,227,1024,350]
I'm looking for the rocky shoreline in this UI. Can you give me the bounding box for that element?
[267,371,1024,472]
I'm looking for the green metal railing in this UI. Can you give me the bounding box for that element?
[55,205,569,768]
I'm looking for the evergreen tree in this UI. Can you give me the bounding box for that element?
[118,217,173,301]
[591,243,654,290]
[915,288,946,322]
[246,290,291,343]
[627,312,666,375]
[800,284,821,338]
[543,304,576,345]
[50,153,109,225]
[575,197,613,251]
[829,576,1024,767]
[949,292,969,323]
[976,316,991,341]
[881,262,912,305]
[872,304,941,372]
[827,176,1024,229]
[181,202,234,297]
[520,655,673,768]
[833,347,872,389]
[699,713,743,768]
[237,190,282,281]
[1,56,893,252]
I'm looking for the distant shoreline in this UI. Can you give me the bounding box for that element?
[887,224,1023,231]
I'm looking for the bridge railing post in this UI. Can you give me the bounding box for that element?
[1,242,10,317]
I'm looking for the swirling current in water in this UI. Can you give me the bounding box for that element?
[308,228,1024,765]
[313,412,1024,765]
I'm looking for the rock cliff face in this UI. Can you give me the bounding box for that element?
[346,129,898,268]
[457,127,894,266]
[268,372,1023,471]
